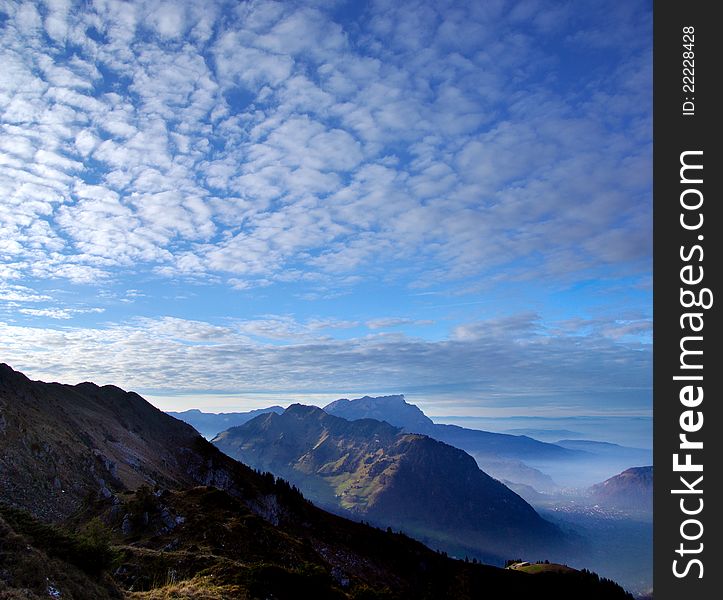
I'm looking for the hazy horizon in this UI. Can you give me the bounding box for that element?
[154,392,651,450]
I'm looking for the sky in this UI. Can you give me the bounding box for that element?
[0,0,652,419]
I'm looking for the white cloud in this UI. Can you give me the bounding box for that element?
[366,317,433,330]
[74,129,98,156]
[0,284,51,303]
[15,2,43,32]
[0,0,650,300]
[18,306,104,319]
[43,0,72,42]
[146,1,187,39]
[0,313,651,414]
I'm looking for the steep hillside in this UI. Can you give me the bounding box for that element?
[213,404,564,561]
[0,363,259,522]
[0,506,123,600]
[0,364,633,599]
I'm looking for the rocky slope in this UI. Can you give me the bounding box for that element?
[0,363,255,522]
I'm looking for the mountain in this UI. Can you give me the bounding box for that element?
[324,395,434,431]
[322,395,584,489]
[555,440,652,465]
[505,428,584,440]
[323,395,580,462]
[168,406,284,438]
[588,466,653,513]
[0,363,257,522]
[213,404,564,561]
[0,364,633,599]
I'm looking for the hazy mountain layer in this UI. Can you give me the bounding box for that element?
[168,406,284,438]
[324,395,434,431]
[323,394,580,462]
[322,395,655,489]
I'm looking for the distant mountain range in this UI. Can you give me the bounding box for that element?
[170,395,652,492]
[0,364,633,599]
[168,406,284,438]
[168,396,578,491]
[555,439,651,464]
[323,395,579,461]
[322,395,653,489]
[324,395,435,431]
[213,403,565,562]
[324,395,574,459]
[323,395,583,489]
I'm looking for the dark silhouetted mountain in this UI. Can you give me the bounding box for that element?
[0,364,235,522]
[588,466,653,513]
[213,404,565,561]
[0,364,633,599]
[168,406,284,438]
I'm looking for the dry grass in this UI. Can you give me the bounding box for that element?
[0,585,45,600]
[126,577,249,600]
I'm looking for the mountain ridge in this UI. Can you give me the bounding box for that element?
[213,403,565,562]
[322,394,581,461]
[168,405,285,438]
[0,364,634,599]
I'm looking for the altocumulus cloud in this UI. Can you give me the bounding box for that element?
[0,0,650,287]
[0,0,652,414]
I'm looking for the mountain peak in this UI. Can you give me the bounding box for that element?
[0,362,31,384]
[324,394,434,432]
[588,466,653,512]
[214,401,563,561]
[286,403,324,415]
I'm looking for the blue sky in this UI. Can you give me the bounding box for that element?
[0,0,651,419]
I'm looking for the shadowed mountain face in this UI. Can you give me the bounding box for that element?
[213,404,564,561]
[0,364,634,600]
[588,466,653,513]
[168,406,284,439]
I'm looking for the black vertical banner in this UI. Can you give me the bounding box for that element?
[654,2,721,600]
